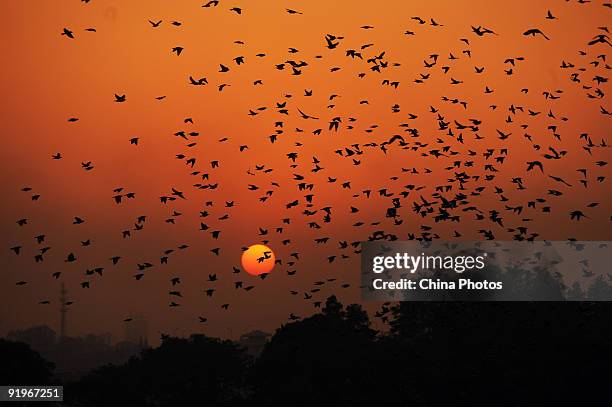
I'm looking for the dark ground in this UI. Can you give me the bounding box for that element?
[2,298,610,406]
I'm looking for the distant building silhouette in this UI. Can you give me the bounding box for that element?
[238,330,270,356]
[125,316,149,348]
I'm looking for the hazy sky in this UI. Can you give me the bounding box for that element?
[1,0,609,344]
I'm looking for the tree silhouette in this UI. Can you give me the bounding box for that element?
[252,295,382,404]
[0,338,54,385]
[586,275,612,300]
[566,281,586,300]
[66,334,249,406]
[16,294,607,405]
[385,301,612,405]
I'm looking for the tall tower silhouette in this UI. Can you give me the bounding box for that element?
[59,283,67,338]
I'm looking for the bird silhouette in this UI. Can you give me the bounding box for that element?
[5,0,611,339]
[523,28,550,40]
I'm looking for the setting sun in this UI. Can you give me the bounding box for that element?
[241,244,275,276]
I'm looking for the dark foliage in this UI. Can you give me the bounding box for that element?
[252,296,382,404]
[0,338,54,385]
[3,300,610,406]
[65,334,249,406]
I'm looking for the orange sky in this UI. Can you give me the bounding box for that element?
[0,0,610,343]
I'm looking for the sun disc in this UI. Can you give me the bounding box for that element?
[241,244,275,275]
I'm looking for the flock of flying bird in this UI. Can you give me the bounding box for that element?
[8,1,611,330]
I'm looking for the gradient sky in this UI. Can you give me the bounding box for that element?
[1,0,609,343]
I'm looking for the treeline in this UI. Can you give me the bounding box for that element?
[2,298,610,406]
